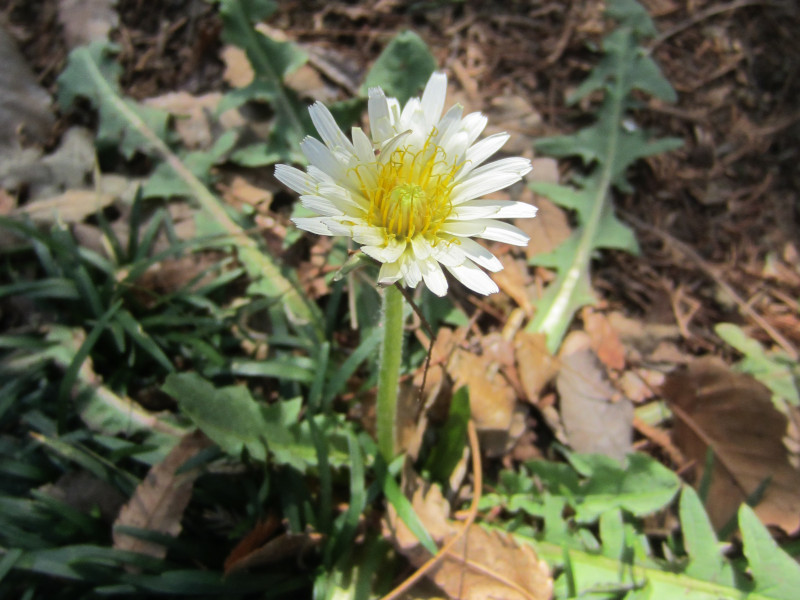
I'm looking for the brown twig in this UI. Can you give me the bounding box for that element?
[380,420,483,600]
[623,212,798,360]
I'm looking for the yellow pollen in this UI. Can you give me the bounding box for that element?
[364,136,460,242]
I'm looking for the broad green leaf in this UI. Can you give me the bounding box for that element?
[680,486,735,585]
[740,504,800,600]
[57,41,170,159]
[164,373,270,461]
[362,31,437,105]
[569,453,680,521]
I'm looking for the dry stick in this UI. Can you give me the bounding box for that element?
[380,420,483,600]
[623,212,798,361]
[649,0,777,50]
[395,283,437,406]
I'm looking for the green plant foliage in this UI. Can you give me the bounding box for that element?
[163,373,349,471]
[217,0,311,165]
[526,0,683,352]
[362,30,438,105]
[57,41,170,159]
[715,322,800,409]
[424,386,470,484]
[483,454,800,599]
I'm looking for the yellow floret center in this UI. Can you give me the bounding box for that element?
[363,136,460,241]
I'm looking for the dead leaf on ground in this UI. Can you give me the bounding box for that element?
[386,484,552,600]
[448,334,524,457]
[144,92,223,150]
[0,25,54,148]
[516,193,572,261]
[582,307,626,370]
[220,45,254,88]
[492,254,534,316]
[15,189,115,224]
[557,332,634,461]
[662,357,800,534]
[219,175,273,212]
[513,330,559,402]
[57,0,118,48]
[39,470,126,523]
[224,513,323,574]
[113,430,211,560]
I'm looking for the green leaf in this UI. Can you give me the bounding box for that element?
[716,323,799,408]
[740,504,800,600]
[362,31,437,105]
[424,386,470,484]
[526,5,680,353]
[217,0,310,162]
[163,373,269,461]
[57,41,170,159]
[680,486,735,585]
[569,453,680,522]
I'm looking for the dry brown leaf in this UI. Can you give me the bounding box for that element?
[57,0,118,48]
[386,484,552,600]
[224,516,323,574]
[492,255,534,316]
[513,330,560,402]
[557,332,634,461]
[144,92,223,150]
[582,308,626,370]
[113,431,211,559]
[448,337,523,457]
[517,194,572,261]
[662,357,800,533]
[15,189,115,224]
[220,45,254,88]
[219,175,273,211]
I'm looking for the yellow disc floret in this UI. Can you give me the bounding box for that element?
[362,134,460,242]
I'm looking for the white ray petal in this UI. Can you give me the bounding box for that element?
[452,200,538,220]
[446,261,499,295]
[476,220,530,246]
[368,87,396,143]
[274,164,317,195]
[309,102,354,154]
[456,133,510,180]
[300,136,345,178]
[378,260,403,285]
[421,258,448,297]
[457,238,503,272]
[292,217,334,236]
[421,72,447,128]
[300,194,343,216]
[459,112,488,145]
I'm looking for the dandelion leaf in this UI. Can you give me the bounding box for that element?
[57,41,170,159]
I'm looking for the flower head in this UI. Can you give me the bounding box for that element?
[275,72,537,296]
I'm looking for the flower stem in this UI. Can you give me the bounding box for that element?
[376,284,405,462]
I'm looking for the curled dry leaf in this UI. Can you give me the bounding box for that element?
[57,0,118,48]
[513,330,560,402]
[386,484,552,600]
[113,430,211,559]
[581,307,626,371]
[662,357,800,534]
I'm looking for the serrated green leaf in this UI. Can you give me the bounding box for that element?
[362,31,437,105]
[606,0,658,37]
[164,373,269,461]
[217,0,310,162]
[680,486,736,585]
[57,41,170,159]
[526,4,680,353]
[569,453,680,522]
[740,504,800,599]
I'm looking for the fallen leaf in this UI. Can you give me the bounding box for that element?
[448,335,523,457]
[144,92,223,150]
[662,357,800,534]
[219,175,273,211]
[517,194,572,261]
[513,330,559,401]
[113,430,211,559]
[57,0,118,48]
[557,332,634,461]
[582,308,626,370]
[492,255,534,316]
[39,470,126,523]
[15,189,115,224]
[0,25,54,148]
[221,45,254,88]
[386,484,552,600]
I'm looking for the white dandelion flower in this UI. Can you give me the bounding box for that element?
[275,71,537,297]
